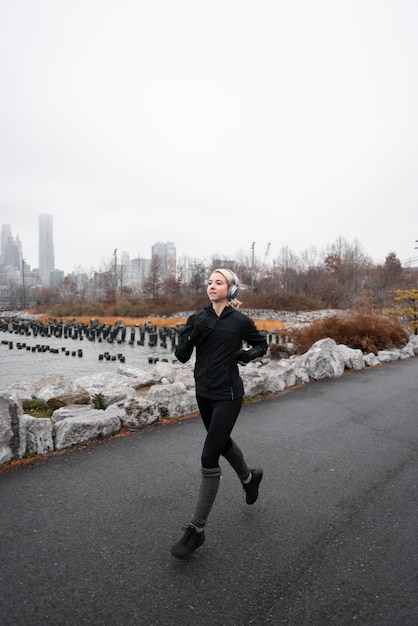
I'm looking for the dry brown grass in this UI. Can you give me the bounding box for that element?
[36,315,188,327]
[36,314,285,331]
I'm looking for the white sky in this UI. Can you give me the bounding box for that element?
[1,0,417,274]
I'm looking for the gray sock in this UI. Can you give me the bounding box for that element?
[222,440,251,482]
[190,466,221,529]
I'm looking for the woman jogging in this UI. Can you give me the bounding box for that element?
[170,268,268,559]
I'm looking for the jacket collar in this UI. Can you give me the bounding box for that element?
[205,303,234,318]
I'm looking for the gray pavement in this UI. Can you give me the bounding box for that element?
[1,358,417,626]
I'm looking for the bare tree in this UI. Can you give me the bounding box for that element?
[274,246,301,294]
[142,254,163,298]
[188,259,207,294]
[369,252,406,312]
[162,256,181,297]
[323,238,373,307]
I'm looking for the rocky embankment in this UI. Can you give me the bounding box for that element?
[1,333,418,466]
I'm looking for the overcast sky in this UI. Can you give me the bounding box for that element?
[1,0,417,275]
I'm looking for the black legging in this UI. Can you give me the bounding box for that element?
[197,396,243,469]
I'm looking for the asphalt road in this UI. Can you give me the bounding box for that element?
[1,358,417,626]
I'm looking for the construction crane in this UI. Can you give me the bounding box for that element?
[259,242,271,279]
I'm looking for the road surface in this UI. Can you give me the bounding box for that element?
[1,358,417,625]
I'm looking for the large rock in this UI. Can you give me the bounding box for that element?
[73,372,131,393]
[298,338,345,380]
[21,414,54,455]
[376,350,402,363]
[116,365,148,378]
[146,382,198,418]
[263,358,309,393]
[32,373,67,392]
[401,340,417,357]
[407,335,418,355]
[240,363,269,397]
[151,361,177,383]
[122,396,160,430]
[0,392,26,463]
[47,390,90,409]
[116,365,156,389]
[363,352,380,367]
[72,372,136,408]
[337,345,365,371]
[33,374,74,402]
[52,405,122,450]
[4,381,37,403]
[171,364,196,389]
[50,404,91,423]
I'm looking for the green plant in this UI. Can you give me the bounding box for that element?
[22,399,53,419]
[92,393,106,410]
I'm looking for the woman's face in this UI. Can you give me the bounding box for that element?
[207,271,229,303]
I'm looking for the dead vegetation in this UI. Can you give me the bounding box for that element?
[289,311,409,355]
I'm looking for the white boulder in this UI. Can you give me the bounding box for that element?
[0,392,26,462]
[337,345,365,371]
[122,396,160,430]
[406,335,418,355]
[53,404,122,450]
[21,414,54,455]
[377,350,402,363]
[298,338,345,380]
[146,382,198,418]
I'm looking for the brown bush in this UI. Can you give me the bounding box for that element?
[268,343,291,360]
[291,312,409,355]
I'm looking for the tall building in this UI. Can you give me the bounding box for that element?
[0,225,24,286]
[0,224,12,265]
[130,256,151,287]
[38,213,55,286]
[151,241,176,273]
[5,233,23,270]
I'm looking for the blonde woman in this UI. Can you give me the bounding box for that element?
[171,268,268,559]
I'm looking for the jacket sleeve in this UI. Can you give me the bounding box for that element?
[243,318,268,360]
[174,316,196,363]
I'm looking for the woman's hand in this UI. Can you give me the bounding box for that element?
[235,349,251,364]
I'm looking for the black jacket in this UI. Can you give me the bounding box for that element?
[175,304,268,401]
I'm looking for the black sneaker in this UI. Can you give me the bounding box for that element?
[170,524,206,559]
[243,468,263,504]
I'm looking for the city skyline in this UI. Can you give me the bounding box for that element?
[1,213,417,284]
[0,215,182,288]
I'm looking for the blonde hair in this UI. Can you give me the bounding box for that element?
[212,268,242,309]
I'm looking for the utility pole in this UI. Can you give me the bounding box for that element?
[22,258,26,308]
[114,249,117,303]
[251,242,255,291]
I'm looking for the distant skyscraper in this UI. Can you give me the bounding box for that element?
[0,224,22,271]
[5,234,22,270]
[151,241,176,273]
[0,224,12,265]
[39,213,55,285]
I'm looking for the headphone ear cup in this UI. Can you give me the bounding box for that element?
[228,283,239,299]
